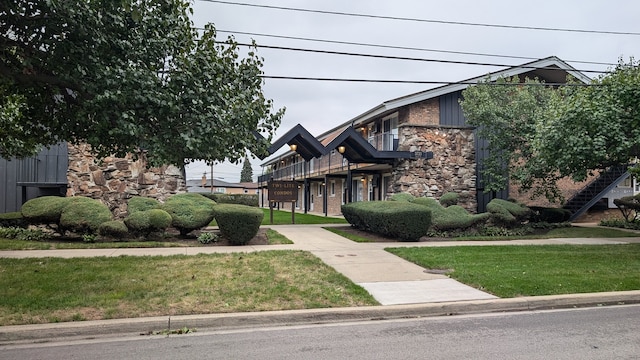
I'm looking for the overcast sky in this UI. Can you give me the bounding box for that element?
[185,0,639,181]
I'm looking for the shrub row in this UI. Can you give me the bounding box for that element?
[342,201,431,241]
[202,193,259,207]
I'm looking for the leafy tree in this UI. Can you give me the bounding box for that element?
[535,58,640,182]
[461,58,640,202]
[240,157,253,182]
[1,0,283,166]
[460,76,561,200]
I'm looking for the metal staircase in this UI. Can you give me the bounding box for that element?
[563,165,629,221]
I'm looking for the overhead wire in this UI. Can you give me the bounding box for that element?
[197,0,640,36]
[213,29,617,67]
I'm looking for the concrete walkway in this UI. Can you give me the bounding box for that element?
[3,224,638,306]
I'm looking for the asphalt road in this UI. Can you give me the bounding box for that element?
[2,305,639,360]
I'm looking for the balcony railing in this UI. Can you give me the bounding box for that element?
[258,132,398,183]
[368,133,399,151]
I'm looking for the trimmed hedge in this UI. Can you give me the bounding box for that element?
[21,196,69,223]
[21,196,112,235]
[202,193,259,207]
[128,196,160,214]
[388,193,415,202]
[59,198,113,234]
[341,201,431,241]
[0,212,27,228]
[124,209,172,236]
[161,193,216,235]
[213,204,264,245]
[487,199,531,227]
[439,192,459,207]
[98,220,129,238]
[412,197,488,231]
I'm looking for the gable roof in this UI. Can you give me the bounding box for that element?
[342,56,590,130]
[261,56,589,166]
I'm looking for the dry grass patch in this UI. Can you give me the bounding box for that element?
[0,251,376,325]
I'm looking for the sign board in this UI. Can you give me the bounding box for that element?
[268,181,297,202]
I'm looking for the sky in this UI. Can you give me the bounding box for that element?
[185,0,639,182]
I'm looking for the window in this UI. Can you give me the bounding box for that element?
[621,176,632,188]
[382,113,399,151]
[318,183,323,197]
[215,187,226,193]
[330,181,335,196]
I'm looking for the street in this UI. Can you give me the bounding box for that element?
[2,305,639,359]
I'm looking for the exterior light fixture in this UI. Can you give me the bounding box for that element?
[289,144,297,152]
[337,145,346,154]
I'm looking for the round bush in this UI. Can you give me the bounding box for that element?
[127,196,160,214]
[213,204,263,245]
[161,193,216,235]
[124,209,172,236]
[21,196,69,223]
[59,198,113,234]
[98,220,129,238]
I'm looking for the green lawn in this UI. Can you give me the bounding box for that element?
[208,208,348,226]
[0,251,377,325]
[325,226,639,243]
[387,244,640,298]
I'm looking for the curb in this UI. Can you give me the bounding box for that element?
[2,291,639,345]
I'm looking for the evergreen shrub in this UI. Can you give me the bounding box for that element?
[388,193,415,202]
[213,204,263,245]
[161,193,216,235]
[0,212,27,228]
[487,199,531,227]
[202,193,259,207]
[98,220,129,238]
[59,198,113,234]
[128,196,160,214]
[439,192,459,207]
[21,196,69,223]
[341,201,431,241]
[124,209,172,236]
[412,197,489,232]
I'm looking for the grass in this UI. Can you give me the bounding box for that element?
[209,209,348,226]
[387,244,640,298]
[325,226,639,243]
[0,251,377,326]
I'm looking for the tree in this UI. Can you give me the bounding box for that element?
[0,0,284,166]
[460,58,640,202]
[240,157,253,182]
[460,76,562,200]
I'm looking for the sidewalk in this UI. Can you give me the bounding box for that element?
[1,225,640,343]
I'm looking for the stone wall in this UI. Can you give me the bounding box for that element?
[66,144,186,218]
[389,125,477,212]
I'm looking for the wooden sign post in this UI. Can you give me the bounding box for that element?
[267,180,298,224]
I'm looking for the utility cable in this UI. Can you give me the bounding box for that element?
[198,0,640,36]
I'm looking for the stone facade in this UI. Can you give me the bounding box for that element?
[390,125,477,212]
[66,144,186,218]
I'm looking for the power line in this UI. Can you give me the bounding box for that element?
[198,0,640,36]
[214,29,616,67]
[260,76,599,86]
[232,42,610,74]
